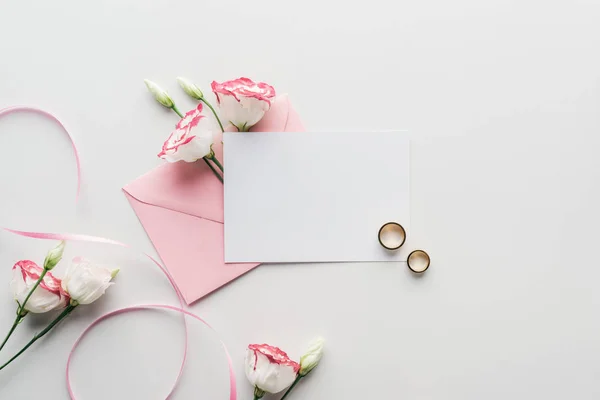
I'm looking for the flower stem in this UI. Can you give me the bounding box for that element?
[172,105,184,118]
[18,269,48,315]
[0,314,23,353]
[1,268,51,352]
[203,158,223,183]
[280,375,303,400]
[199,98,224,133]
[208,155,224,172]
[0,304,77,371]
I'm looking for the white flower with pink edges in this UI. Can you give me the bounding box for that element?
[158,103,215,163]
[11,260,69,313]
[211,77,276,131]
[245,343,300,396]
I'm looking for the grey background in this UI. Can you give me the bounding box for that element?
[0,0,599,399]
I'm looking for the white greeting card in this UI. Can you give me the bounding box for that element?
[223,131,410,263]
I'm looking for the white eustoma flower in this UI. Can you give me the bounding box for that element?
[144,79,174,108]
[245,343,299,396]
[61,258,119,305]
[177,77,204,100]
[299,336,325,376]
[158,103,216,163]
[11,260,68,313]
[211,77,276,131]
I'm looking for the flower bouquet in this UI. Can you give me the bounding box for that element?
[0,241,118,370]
[145,76,276,182]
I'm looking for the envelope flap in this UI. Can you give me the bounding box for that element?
[251,94,302,132]
[123,155,225,223]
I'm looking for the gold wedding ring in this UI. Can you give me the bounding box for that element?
[378,222,406,250]
[407,250,430,273]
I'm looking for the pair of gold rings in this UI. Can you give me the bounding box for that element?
[377,222,430,273]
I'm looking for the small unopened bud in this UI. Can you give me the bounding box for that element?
[253,386,265,399]
[43,241,66,270]
[144,79,175,108]
[176,77,204,100]
[299,337,324,376]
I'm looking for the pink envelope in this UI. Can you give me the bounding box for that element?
[123,96,305,304]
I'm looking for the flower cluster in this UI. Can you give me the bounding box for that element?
[145,75,324,398]
[0,241,118,370]
[144,76,276,182]
[245,337,324,400]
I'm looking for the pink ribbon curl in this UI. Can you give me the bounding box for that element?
[0,106,236,399]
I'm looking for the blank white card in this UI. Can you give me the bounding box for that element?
[224,132,410,263]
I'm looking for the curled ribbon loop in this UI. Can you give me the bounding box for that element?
[67,304,236,399]
[0,106,81,201]
[0,106,236,400]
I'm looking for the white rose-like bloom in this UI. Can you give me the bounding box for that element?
[61,258,119,305]
[11,260,68,313]
[158,104,216,163]
[245,344,299,394]
[211,77,276,131]
[299,336,325,376]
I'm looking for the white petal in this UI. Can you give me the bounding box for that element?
[244,349,297,394]
[11,268,28,301]
[217,94,269,130]
[11,268,63,313]
[239,97,271,127]
[24,287,64,313]
[63,258,116,305]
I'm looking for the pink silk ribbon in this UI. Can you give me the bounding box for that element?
[0,106,236,399]
[0,106,82,201]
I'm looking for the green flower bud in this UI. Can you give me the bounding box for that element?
[144,79,175,108]
[176,77,204,100]
[299,337,324,376]
[43,240,66,270]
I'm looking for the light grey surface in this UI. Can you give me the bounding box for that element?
[224,131,410,263]
[0,0,600,399]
